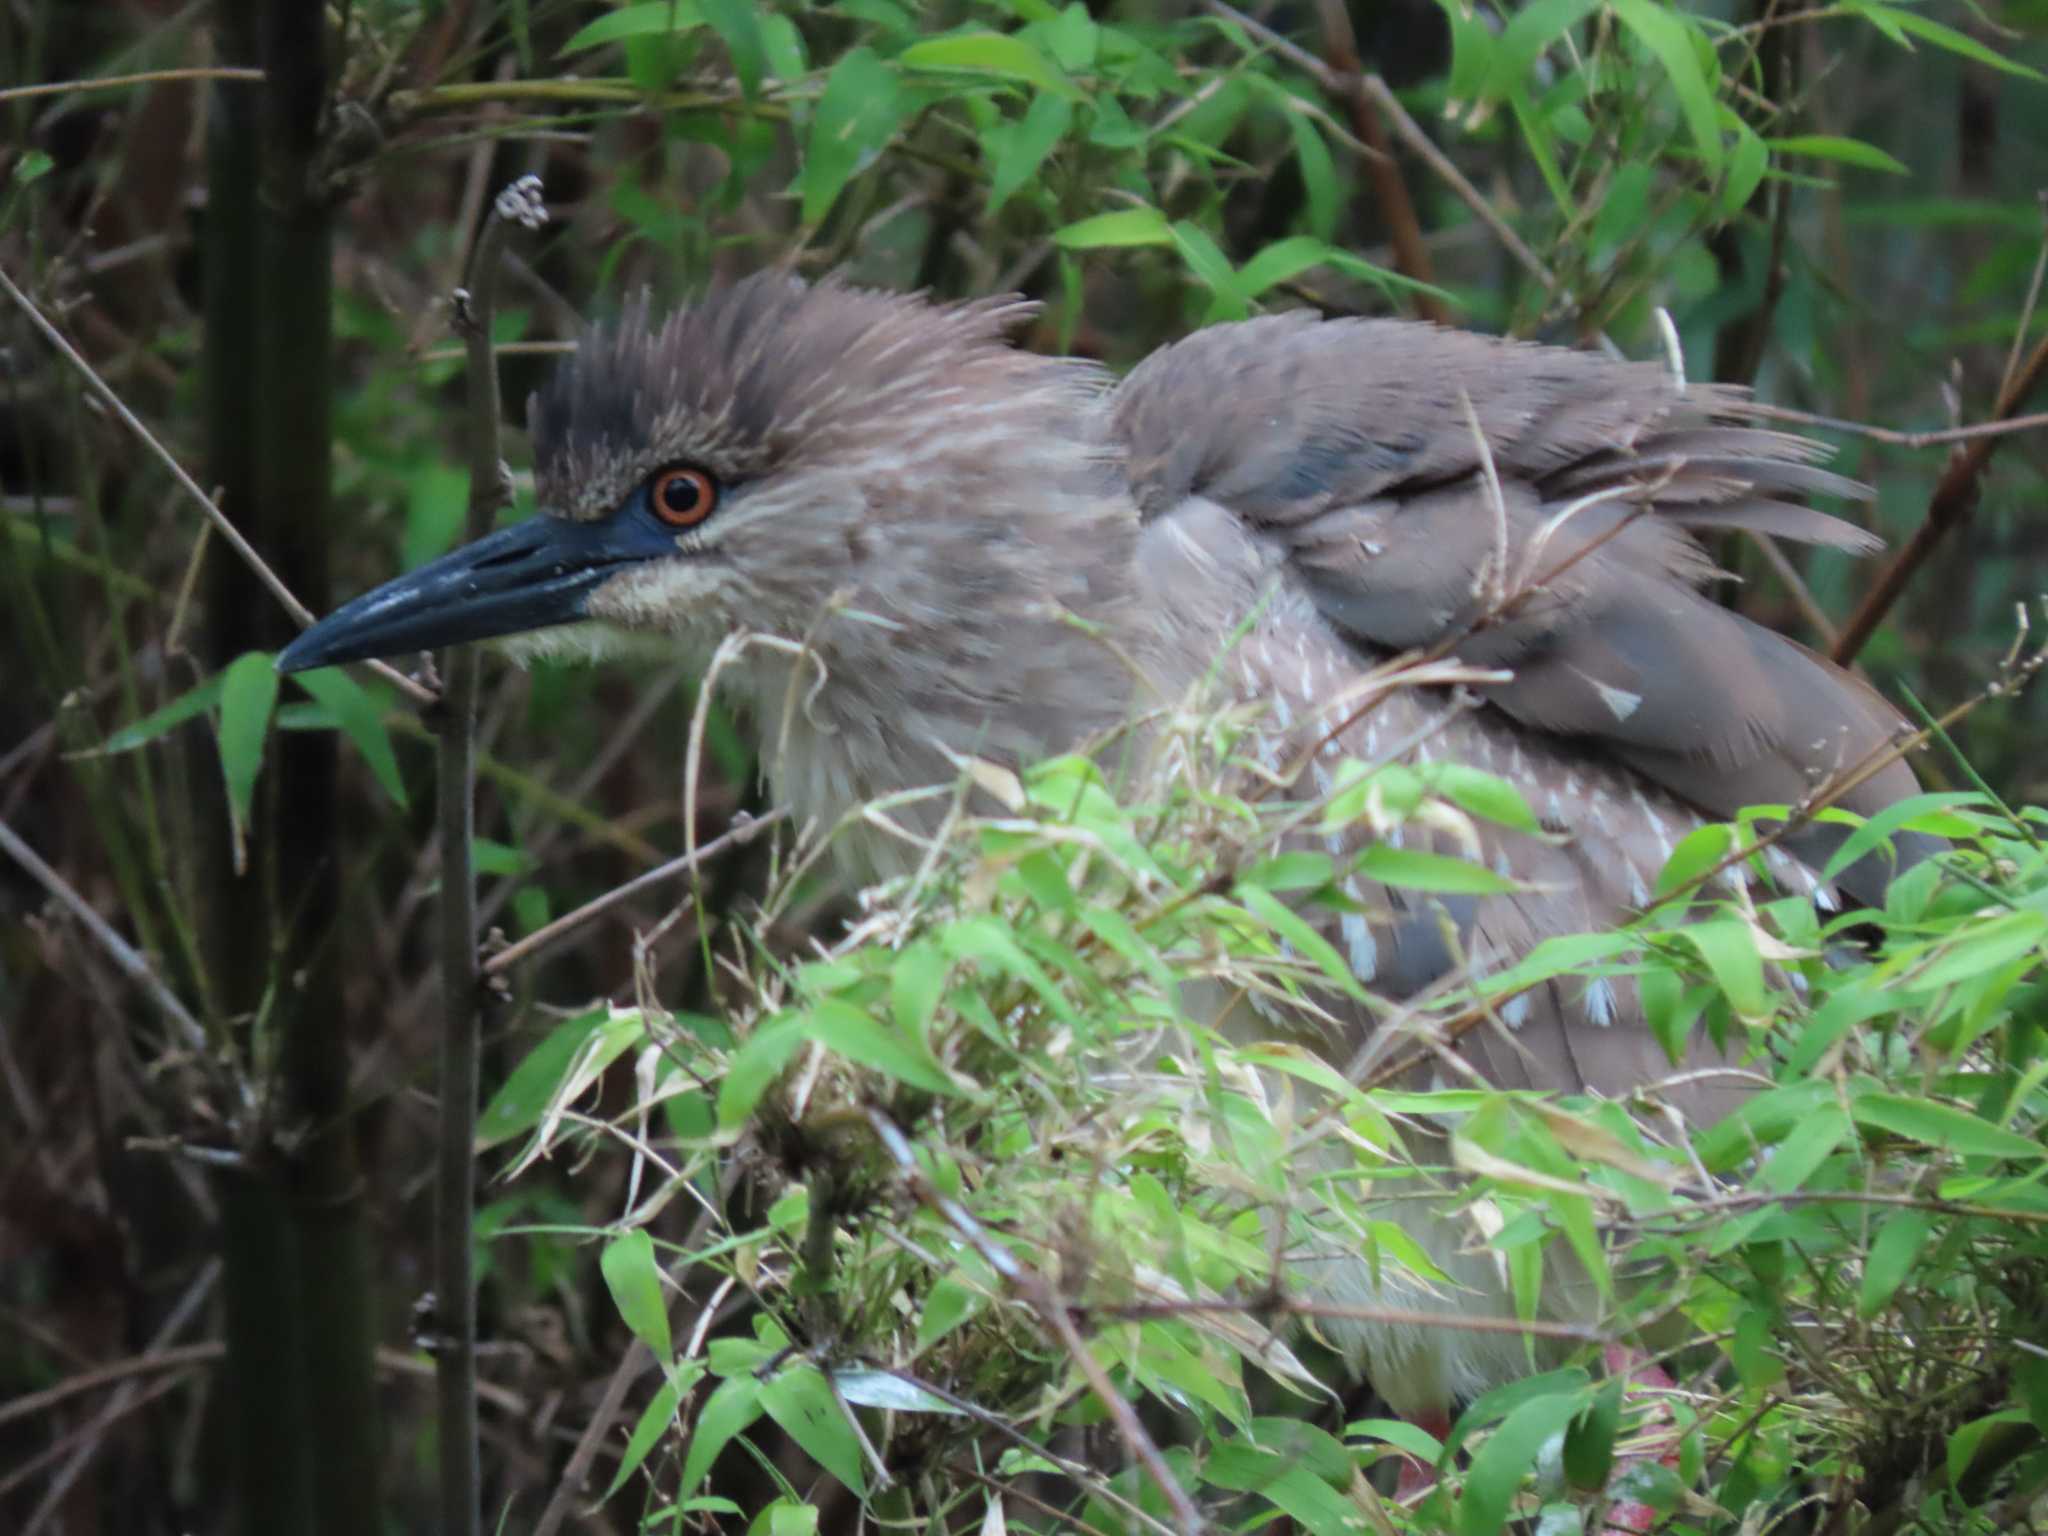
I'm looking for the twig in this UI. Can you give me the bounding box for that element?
[1740,401,2048,448]
[865,1109,1208,1534]
[0,816,206,1053]
[0,67,264,104]
[530,1341,656,1536]
[1832,329,2048,664]
[20,1259,216,1534]
[1089,1295,1605,1341]
[1746,529,1840,649]
[1202,0,1561,302]
[0,262,436,709]
[1309,0,1446,321]
[433,172,547,1536]
[0,1340,531,1430]
[482,809,787,977]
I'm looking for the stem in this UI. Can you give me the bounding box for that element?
[434,174,547,1536]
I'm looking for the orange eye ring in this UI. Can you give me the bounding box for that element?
[648,465,719,528]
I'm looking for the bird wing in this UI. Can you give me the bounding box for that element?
[1111,313,1928,910]
[1113,314,1932,1114]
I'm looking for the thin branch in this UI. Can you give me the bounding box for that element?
[1090,1295,1605,1341]
[481,808,787,978]
[1742,401,2048,447]
[0,67,263,104]
[866,1109,1208,1535]
[1833,329,2048,664]
[0,816,206,1053]
[530,1342,655,1536]
[1202,0,1561,301]
[0,262,436,708]
[432,172,547,1536]
[1746,529,1841,649]
[1310,0,1447,321]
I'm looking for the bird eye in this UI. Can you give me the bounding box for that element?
[648,465,718,528]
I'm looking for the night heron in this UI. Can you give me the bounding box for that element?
[278,275,1928,1499]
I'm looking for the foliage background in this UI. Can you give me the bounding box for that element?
[2,0,2047,1532]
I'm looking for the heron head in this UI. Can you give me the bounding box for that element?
[277,276,1129,681]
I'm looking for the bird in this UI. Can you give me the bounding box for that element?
[278,274,1930,1512]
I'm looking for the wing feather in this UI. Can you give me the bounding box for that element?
[1113,311,1930,911]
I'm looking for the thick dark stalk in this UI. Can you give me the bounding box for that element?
[434,175,547,1536]
[205,1,377,1531]
[434,621,482,1536]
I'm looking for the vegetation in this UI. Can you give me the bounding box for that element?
[2,1,2046,1534]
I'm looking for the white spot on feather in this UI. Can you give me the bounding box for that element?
[1340,913,1378,982]
[1583,977,1617,1028]
[1593,679,1643,720]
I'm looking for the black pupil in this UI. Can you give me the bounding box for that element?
[659,474,702,517]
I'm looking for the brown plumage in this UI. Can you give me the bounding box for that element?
[279,274,1931,1444]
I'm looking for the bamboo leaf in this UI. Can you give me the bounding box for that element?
[601,1229,672,1362]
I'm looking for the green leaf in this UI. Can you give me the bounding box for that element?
[760,12,806,79]
[1855,3,2047,81]
[1240,850,1333,892]
[800,996,968,1098]
[1948,1408,2031,1486]
[1460,1391,1585,1536]
[1821,791,1981,882]
[987,92,1071,215]
[290,668,408,807]
[476,1005,635,1148]
[1236,235,1335,299]
[917,1270,990,1347]
[1074,905,1177,995]
[1767,134,1909,175]
[560,1,703,56]
[1282,111,1338,241]
[1852,1093,2046,1161]
[699,0,765,96]
[1695,1079,1833,1174]
[1609,0,1721,171]
[1679,919,1766,1019]
[1203,1443,1357,1531]
[1232,885,1370,1001]
[1168,219,1245,317]
[15,149,54,185]
[1914,909,2048,992]
[101,671,227,754]
[603,1370,694,1498]
[899,31,1078,97]
[1428,764,1542,836]
[601,1229,672,1362]
[1656,822,1736,897]
[719,1016,805,1129]
[1722,122,1768,215]
[680,1375,763,1500]
[1758,1102,1850,1192]
[941,915,1077,1023]
[1353,844,1518,895]
[217,650,280,850]
[1052,205,1171,248]
[1492,0,1601,90]
[889,939,950,1041]
[1353,1415,1446,1466]
[1563,1378,1623,1491]
[759,1363,868,1493]
[1858,1210,1934,1318]
[801,49,907,226]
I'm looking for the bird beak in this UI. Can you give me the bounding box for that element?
[276,512,665,674]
